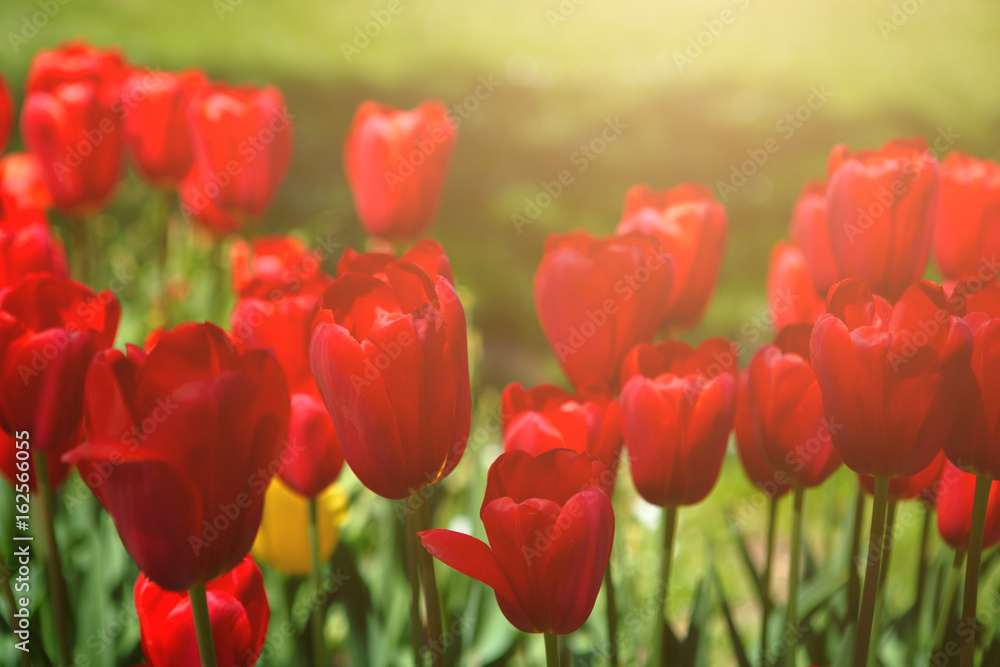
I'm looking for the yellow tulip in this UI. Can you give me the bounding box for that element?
[253,478,348,576]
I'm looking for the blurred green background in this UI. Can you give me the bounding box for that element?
[2,0,1000,665]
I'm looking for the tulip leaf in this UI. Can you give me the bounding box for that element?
[712,567,753,667]
[726,511,766,606]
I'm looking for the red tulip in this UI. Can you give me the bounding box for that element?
[0,153,53,215]
[345,101,456,241]
[501,383,622,492]
[0,219,69,289]
[123,69,207,188]
[766,242,825,331]
[535,231,673,392]
[21,42,128,216]
[789,181,841,295]
[277,392,344,497]
[230,235,331,300]
[859,449,947,506]
[337,238,455,284]
[310,257,470,499]
[616,183,726,328]
[64,322,290,591]
[187,83,292,221]
[619,338,737,507]
[936,461,1000,551]
[734,370,791,499]
[949,278,1000,320]
[0,73,12,154]
[825,138,940,301]
[810,279,971,478]
[0,274,118,452]
[747,324,841,489]
[135,555,269,666]
[0,425,77,493]
[420,449,614,634]
[178,166,243,236]
[934,152,1000,283]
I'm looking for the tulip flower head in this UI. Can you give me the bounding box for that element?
[789,180,841,296]
[936,461,1000,551]
[734,369,792,499]
[934,152,1000,283]
[766,241,826,331]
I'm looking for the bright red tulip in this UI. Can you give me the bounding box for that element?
[0,153,53,215]
[619,338,737,507]
[187,83,292,221]
[766,242,825,330]
[135,555,269,666]
[934,152,1000,283]
[825,138,940,301]
[616,183,726,329]
[345,101,456,241]
[0,220,69,289]
[21,42,128,216]
[64,323,290,591]
[277,392,344,498]
[0,73,11,154]
[949,278,1000,320]
[420,449,614,634]
[501,383,621,492]
[123,69,207,188]
[936,461,1000,551]
[859,449,947,505]
[0,274,118,452]
[178,166,243,236]
[337,238,455,284]
[0,425,77,493]
[535,231,673,392]
[734,370,791,499]
[810,279,971,478]
[230,235,331,300]
[310,257,470,499]
[789,181,841,296]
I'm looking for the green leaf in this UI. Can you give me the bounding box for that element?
[713,567,752,667]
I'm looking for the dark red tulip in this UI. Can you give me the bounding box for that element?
[0,219,69,289]
[21,42,128,216]
[64,323,290,591]
[135,555,269,666]
[859,449,947,505]
[0,274,118,452]
[230,235,331,300]
[934,152,1000,283]
[0,425,77,493]
[948,278,1000,320]
[936,461,1000,551]
[535,231,673,392]
[345,101,456,241]
[277,392,344,498]
[766,242,825,331]
[616,183,726,329]
[0,153,53,216]
[187,83,292,221]
[747,324,841,489]
[0,73,11,154]
[789,181,841,296]
[501,382,622,493]
[619,338,737,507]
[825,138,940,301]
[734,370,791,499]
[178,166,243,236]
[337,238,455,284]
[810,279,971,478]
[230,293,319,395]
[310,257,470,499]
[420,449,614,635]
[123,69,207,188]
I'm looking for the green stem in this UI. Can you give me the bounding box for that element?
[604,564,619,667]
[932,550,966,654]
[906,503,931,666]
[308,498,326,667]
[211,242,228,325]
[155,190,172,327]
[558,634,570,666]
[189,583,219,667]
[960,474,991,667]
[405,511,425,666]
[652,506,678,667]
[852,476,890,667]
[847,484,865,624]
[869,500,897,667]
[72,218,89,285]
[786,489,805,667]
[413,498,444,667]
[544,632,560,667]
[762,495,779,667]
[35,454,73,666]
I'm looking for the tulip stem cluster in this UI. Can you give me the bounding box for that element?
[846,485,865,621]
[932,550,966,653]
[853,476,889,667]
[652,505,678,667]
[189,582,219,667]
[959,475,991,667]
[34,454,73,666]
[870,499,898,662]
[308,497,327,666]
[544,632,560,667]
[413,499,444,667]
[405,513,425,666]
[786,489,805,667]
[761,496,778,664]
[907,505,933,666]
[604,566,619,667]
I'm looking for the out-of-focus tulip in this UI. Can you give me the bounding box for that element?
[21,41,128,216]
[0,220,68,289]
[0,274,118,452]
[810,279,971,478]
[616,183,726,329]
[337,238,454,284]
[619,338,737,507]
[734,370,791,499]
[825,138,940,301]
[766,242,825,331]
[345,100,456,241]
[0,153,53,215]
[936,461,1000,551]
[187,83,292,221]
[123,69,207,188]
[230,235,331,300]
[934,152,1000,283]
[535,231,673,392]
[252,479,348,576]
[0,74,12,154]
[178,166,243,236]
[789,181,841,296]
[859,450,947,506]
[135,555,269,666]
[501,382,621,492]
[277,392,344,497]
[0,425,78,493]
[64,323,290,591]
[310,257,470,500]
[420,449,614,635]
[748,324,841,489]
[231,293,322,394]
